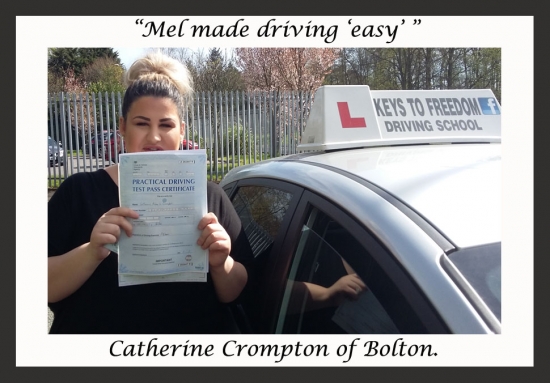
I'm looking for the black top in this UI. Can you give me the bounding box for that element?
[48,169,253,334]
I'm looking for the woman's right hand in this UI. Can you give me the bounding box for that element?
[88,207,139,260]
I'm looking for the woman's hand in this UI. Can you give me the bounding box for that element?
[327,273,367,305]
[89,207,139,260]
[197,212,231,270]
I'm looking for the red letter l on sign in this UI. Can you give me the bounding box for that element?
[337,102,366,128]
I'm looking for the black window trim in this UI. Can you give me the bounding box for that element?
[274,189,451,334]
[224,177,304,333]
[224,177,451,334]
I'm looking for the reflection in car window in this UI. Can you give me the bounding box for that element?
[447,243,501,321]
[277,207,399,334]
[231,186,293,257]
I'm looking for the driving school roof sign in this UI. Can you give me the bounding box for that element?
[298,85,501,151]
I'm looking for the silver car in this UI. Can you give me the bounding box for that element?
[48,136,64,166]
[220,86,501,334]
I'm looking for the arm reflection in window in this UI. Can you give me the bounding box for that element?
[278,221,399,334]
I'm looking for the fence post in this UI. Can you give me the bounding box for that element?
[270,91,277,158]
[49,90,316,186]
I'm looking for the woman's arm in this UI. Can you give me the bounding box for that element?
[48,243,104,303]
[48,207,139,303]
[209,256,248,303]
[286,274,367,314]
[197,212,248,303]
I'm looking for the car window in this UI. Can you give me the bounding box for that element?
[226,182,445,334]
[446,243,501,321]
[231,185,293,257]
[273,186,450,334]
[227,183,297,333]
[275,207,400,334]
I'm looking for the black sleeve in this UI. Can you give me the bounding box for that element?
[206,181,256,298]
[48,170,118,258]
[47,174,89,314]
[48,175,78,257]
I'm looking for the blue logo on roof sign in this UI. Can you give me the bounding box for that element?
[478,98,500,115]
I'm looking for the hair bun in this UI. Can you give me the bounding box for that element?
[125,51,193,97]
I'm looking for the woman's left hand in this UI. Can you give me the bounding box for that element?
[197,212,231,270]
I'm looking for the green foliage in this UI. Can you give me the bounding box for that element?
[82,56,125,93]
[208,48,223,63]
[88,81,126,94]
[92,91,121,131]
[86,63,126,94]
[191,48,246,92]
[48,48,123,94]
[48,71,65,93]
[47,177,64,188]
[222,125,250,156]
[204,124,252,175]
[48,48,81,77]
[48,48,121,78]
[324,48,501,103]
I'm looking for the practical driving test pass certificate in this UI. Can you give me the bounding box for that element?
[115,150,208,280]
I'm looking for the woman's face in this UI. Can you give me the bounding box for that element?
[119,96,184,153]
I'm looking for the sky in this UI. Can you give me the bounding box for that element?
[112,47,148,68]
[113,46,211,68]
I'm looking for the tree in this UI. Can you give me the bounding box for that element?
[235,48,339,157]
[48,48,122,93]
[82,56,125,93]
[48,48,81,77]
[145,47,245,92]
[150,47,195,66]
[189,48,246,92]
[48,48,121,78]
[325,48,396,89]
[324,48,501,102]
[235,48,340,92]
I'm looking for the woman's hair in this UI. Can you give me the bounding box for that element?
[122,51,194,121]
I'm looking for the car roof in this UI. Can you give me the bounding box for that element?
[222,86,501,249]
[223,142,500,249]
[296,143,500,248]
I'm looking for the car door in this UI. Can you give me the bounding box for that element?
[222,178,303,333]
[273,190,450,334]
[224,179,450,334]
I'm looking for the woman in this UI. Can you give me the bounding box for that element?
[48,52,253,334]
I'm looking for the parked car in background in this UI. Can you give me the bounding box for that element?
[182,138,199,150]
[90,130,123,161]
[48,136,64,166]
[220,86,502,335]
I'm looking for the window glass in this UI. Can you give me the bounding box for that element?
[277,207,400,334]
[447,243,501,321]
[231,185,293,257]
